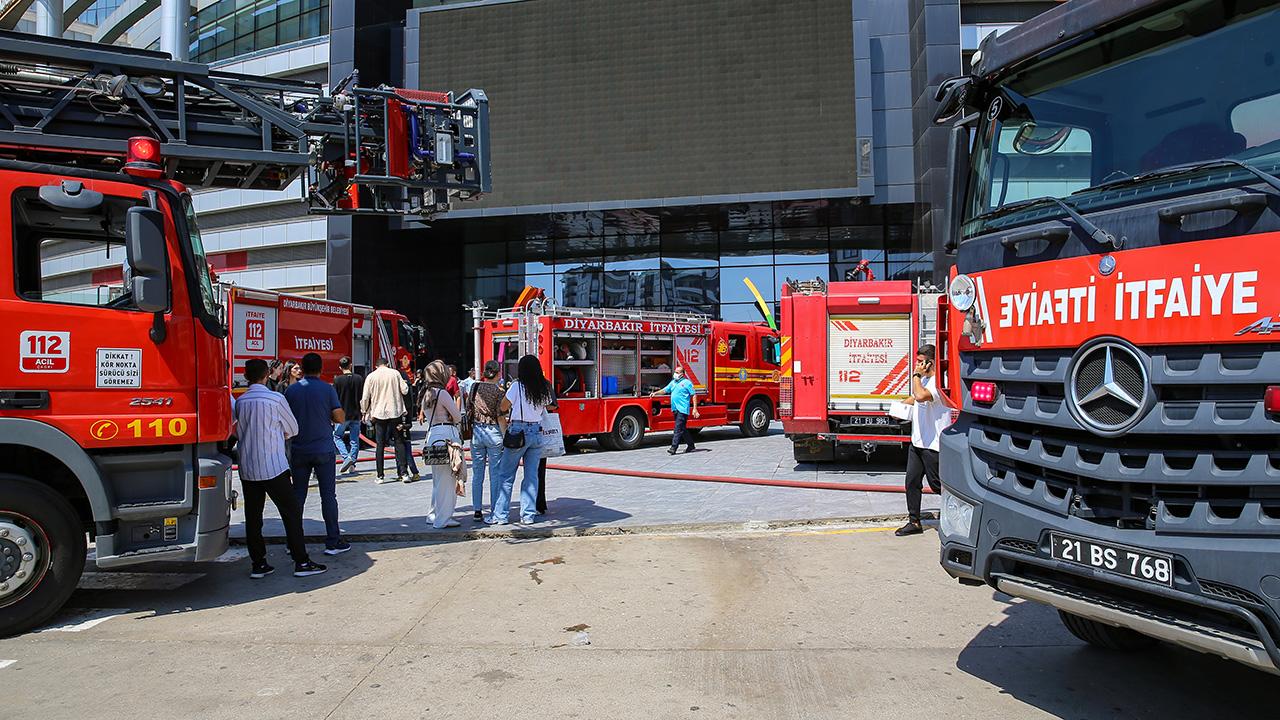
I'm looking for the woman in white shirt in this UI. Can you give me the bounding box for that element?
[418,360,462,528]
[488,355,556,525]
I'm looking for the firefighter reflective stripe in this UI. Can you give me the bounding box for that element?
[713,367,777,382]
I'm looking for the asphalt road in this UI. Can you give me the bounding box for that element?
[5,526,1274,719]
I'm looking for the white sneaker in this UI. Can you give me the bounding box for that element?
[375,475,398,485]
[443,519,461,528]
[426,512,436,524]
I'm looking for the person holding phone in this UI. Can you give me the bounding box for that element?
[896,344,951,537]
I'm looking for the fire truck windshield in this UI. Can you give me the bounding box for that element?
[963,2,1280,239]
[181,194,221,323]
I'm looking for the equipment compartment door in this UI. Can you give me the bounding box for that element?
[827,315,912,411]
[675,335,709,392]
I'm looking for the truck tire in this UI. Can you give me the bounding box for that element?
[0,474,87,637]
[594,433,618,451]
[563,435,580,452]
[740,398,772,438]
[605,409,647,451]
[1058,610,1156,651]
[792,436,835,463]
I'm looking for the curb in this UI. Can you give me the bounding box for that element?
[234,512,937,546]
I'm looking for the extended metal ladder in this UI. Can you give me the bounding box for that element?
[0,30,490,215]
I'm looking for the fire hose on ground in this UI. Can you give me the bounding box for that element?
[228,434,934,495]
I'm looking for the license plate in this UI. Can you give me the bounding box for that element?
[1050,533,1174,587]
[848,415,896,427]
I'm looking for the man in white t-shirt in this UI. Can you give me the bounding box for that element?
[897,344,952,537]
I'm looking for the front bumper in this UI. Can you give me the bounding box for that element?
[938,425,1280,674]
[95,448,232,568]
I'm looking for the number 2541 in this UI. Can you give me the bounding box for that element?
[126,418,188,438]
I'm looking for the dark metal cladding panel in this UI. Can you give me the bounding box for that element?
[417,0,857,209]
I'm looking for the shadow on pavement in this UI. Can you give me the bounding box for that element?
[49,546,378,627]
[957,592,1278,718]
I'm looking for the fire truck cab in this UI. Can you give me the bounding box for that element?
[478,300,780,450]
[934,0,1280,673]
[1,159,234,635]
[0,29,489,636]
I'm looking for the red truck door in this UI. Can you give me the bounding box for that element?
[2,172,199,449]
[712,326,751,406]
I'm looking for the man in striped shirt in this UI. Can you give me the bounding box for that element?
[233,359,327,578]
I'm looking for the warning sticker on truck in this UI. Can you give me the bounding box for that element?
[96,348,142,388]
[828,315,911,408]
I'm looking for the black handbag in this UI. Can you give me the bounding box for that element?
[421,439,451,465]
[420,389,456,463]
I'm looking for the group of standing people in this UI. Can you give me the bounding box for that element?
[358,354,557,527]
[233,350,558,581]
[233,353,346,580]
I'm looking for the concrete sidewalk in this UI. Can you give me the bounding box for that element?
[232,424,938,542]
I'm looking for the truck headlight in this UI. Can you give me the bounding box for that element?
[939,489,974,540]
[948,273,977,312]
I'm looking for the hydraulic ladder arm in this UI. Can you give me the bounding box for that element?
[0,29,490,215]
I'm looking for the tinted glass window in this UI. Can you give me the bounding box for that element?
[13,188,156,310]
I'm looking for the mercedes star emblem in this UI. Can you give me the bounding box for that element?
[1077,346,1141,410]
[1098,255,1116,276]
[1067,341,1150,436]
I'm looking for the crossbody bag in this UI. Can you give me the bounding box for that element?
[459,382,480,441]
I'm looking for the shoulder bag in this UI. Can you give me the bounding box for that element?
[459,382,480,442]
[420,389,453,465]
[503,384,527,450]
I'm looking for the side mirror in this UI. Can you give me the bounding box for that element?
[125,206,170,314]
[942,124,972,254]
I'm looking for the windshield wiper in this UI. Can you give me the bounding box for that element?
[968,195,1119,249]
[1078,157,1280,196]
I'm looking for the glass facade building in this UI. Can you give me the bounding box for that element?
[190,0,329,63]
[454,199,926,325]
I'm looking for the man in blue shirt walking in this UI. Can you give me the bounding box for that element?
[285,352,350,555]
[651,364,700,455]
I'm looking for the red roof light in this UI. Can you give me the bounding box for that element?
[124,136,163,178]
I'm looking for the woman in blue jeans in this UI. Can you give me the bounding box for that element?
[489,355,556,525]
[468,361,506,520]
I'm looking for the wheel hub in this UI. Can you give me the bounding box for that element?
[752,408,767,428]
[0,519,40,602]
[621,417,640,443]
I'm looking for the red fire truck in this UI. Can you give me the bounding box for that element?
[933,0,1280,672]
[0,31,489,634]
[779,278,940,462]
[476,297,780,450]
[225,286,423,393]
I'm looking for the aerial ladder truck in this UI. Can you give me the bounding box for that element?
[0,29,490,635]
